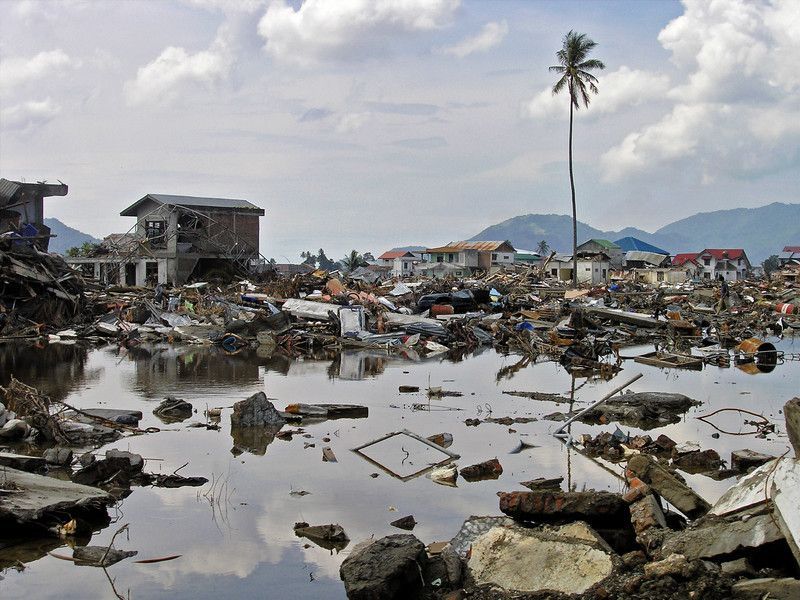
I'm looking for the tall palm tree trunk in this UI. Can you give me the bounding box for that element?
[568,90,577,287]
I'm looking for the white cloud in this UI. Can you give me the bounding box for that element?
[180,0,267,13]
[443,20,508,58]
[603,0,800,181]
[1,98,61,131]
[524,66,669,119]
[257,0,461,65]
[336,112,369,133]
[124,34,233,106]
[0,49,80,90]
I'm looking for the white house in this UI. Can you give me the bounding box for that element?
[672,249,751,281]
[377,250,419,277]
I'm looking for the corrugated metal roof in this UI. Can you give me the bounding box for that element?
[0,178,22,204]
[625,250,668,266]
[615,236,668,255]
[121,193,264,216]
[782,246,800,253]
[427,240,516,253]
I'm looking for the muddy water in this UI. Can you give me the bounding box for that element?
[1,337,798,599]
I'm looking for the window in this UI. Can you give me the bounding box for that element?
[704,272,711,279]
[145,261,159,283]
[436,255,443,263]
[492,253,498,261]
[503,255,509,260]
[703,257,711,266]
[145,220,166,247]
[551,268,557,276]
[657,271,664,282]
[447,253,454,263]
[585,267,591,271]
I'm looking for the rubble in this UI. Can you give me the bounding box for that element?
[339,534,425,599]
[627,454,712,519]
[230,392,285,428]
[459,458,503,482]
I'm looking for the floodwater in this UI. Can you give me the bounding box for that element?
[1,337,798,599]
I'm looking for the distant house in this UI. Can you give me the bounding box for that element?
[377,250,419,277]
[671,249,751,281]
[514,250,542,265]
[416,261,471,279]
[576,239,623,269]
[65,193,265,286]
[623,251,671,269]
[0,178,68,252]
[614,236,669,256]
[548,253,610,285]
[778,246,800,267]
[424,240,516,273]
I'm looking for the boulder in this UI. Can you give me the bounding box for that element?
[43,447,73,467]
[731,577,800,599]
[230,392,285,428]
[339,534,426,600]
[467,521,617,595]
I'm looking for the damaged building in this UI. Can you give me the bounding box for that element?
[65,193,265,286]
[0,178,68,251]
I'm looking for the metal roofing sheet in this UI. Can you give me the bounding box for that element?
[614,236,669,255]
[121,193,264,216]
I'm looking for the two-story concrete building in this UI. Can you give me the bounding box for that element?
[377,250,419,277]
[424,241,516,273]
[672,249,751,281]
[66,193,264,286]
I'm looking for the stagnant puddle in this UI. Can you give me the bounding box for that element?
[1,337,798,599]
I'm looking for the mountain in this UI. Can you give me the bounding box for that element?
[468,203,800,263]
[43,218,101,254]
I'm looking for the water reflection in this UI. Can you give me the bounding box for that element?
[0,342,98,403]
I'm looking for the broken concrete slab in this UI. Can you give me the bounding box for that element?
[284,403,368,420]
[467,521,617,595]
[785,398,800,457]
[731,449,775,473]
[0,452,46,472]
[43,447,73,467]
[0,466,114,531]
[230,392,286,428]
[459,458,502,482]
[627,454,711,519]
[731,577,800,600]
[499,490,630,527]
[661,507,783,560]
[643,553,689,578]
[339,534,426,600]
[294,522,349,551]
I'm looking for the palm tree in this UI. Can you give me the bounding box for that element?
[341,250,366,273]
[549,31,605,286]
[536,240,550,256]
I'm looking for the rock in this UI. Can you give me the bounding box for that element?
[153,397,193,423]
[731,449,775,473]
[621,550,647,568]
[460,458,502,481]
[0,418,31,440]
[105,449,144,474]
[629,494,667,535]
[519,476,564,491]
[43,447,73,467]
[627,454,711,519]
[785,398,800,457]
[390,516,417,530]
[0,452,46,472]
[467,521,617,595]
[294,523,349,551]
[672,449,722,472]
[73,546,137,567]
[230,392,285,428]
[430,464,458,487]
[654,434,677,451]
[720,558,753,576]
[731,577,800,599]
[661,508,783,560]
[78,452,95,467]
[0,467,113,531]
[499,490,630,527]
[643,553,689,578]
[339,534,426,600]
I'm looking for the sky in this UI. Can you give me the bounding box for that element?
[1,0,799,262]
